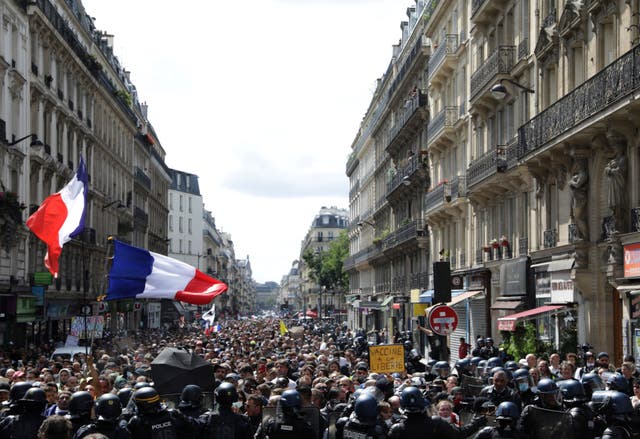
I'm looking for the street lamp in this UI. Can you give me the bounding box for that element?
[490,78,535,100]
[357,219,375,228]
[102,200,125,210]
[7,134,44,149]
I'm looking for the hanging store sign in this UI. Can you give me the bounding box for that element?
[624,243,640,278]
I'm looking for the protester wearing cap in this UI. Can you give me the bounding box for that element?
[597,352,616,373]
[575,351,596,379]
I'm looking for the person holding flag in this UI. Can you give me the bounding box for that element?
[26,156,88,277]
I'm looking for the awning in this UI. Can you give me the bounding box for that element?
[380,296,394,307]
[531,258,575,272]
[491,300,523,310]
[447,290,484,307]
[497,305,567,331]
[419,290,433,303]
[614,285,640,295]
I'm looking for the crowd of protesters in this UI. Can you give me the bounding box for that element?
[0,317,639,438]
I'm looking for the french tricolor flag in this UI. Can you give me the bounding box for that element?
[106,240,228,305]
[26,156,88,277]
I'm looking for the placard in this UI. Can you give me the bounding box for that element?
[368,344,404,373]
[70,316,105,339]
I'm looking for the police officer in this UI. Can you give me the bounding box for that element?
[0,382,32,420]
[255,389,314,439]
[512,369,535,407]
[480,370,521,409]
[516,378,565,438]
[172,384,206,439]
[590,390,633,439]
[127,386,178,438]
[482,338,500,359]
[68,390,95,436]
[335,393,385,439]
[556,379,597,439]
[74,393,132,439]
[389,386,481,438]
[201,382,251,439]
[0,387,46,439]
[472,338,486,358]
[474,401,522,439]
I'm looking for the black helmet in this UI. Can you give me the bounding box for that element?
[179,384,203,409]
[434,361,450,377]
[22,387,47,403]
[486,357,503,369]
[215,382,237,407]
[580,372,604,398]
[133,382,151,390]
[485,337,494,344]
[535,378,558,394]
[96,393,122,421]
[117,388,133,408]
[400,386,428,414]
[354,393,378,421]
[280,390,302,410]
[504,361,519,372]
[133,387,162,415]
[590,390,633,417]
[275,377,289,389]
[470,357,483,366]
[495,401,519,421]
[557,379,587,404]
[476,337,485,346]
[9,382,32,402]
[455,358,471,372]
[69,391,94,419]
[403,340,413,350]
[605,373,628,392]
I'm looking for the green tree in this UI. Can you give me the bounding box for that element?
[302,230,349,292]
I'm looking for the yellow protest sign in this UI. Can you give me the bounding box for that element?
[368,344,405,374]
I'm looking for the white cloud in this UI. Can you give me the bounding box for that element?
[82,0,408,283]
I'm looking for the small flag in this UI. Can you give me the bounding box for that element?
[279,320,288,336]
[202,303,216,326]
[26,156,88,277]
[106,240,227,305]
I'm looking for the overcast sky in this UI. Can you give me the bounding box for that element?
[82,0,410,284]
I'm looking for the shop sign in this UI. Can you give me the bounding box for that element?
[631,295,640,319]
[468,275,485,290]
[550,272,575,303]
[500,257,528,296]
[624,243,640,278]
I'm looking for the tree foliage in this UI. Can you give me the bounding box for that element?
[302,230,349,292]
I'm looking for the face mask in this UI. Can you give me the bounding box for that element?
[587,362,595,367]
[385,419,392,427]
[518,382,529,392]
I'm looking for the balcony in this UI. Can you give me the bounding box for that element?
[470,45,516,108]
[518,45,640,161]
[518,237,528,256]
[385,91,427,156]
[448,175,467,203]
[386,155,426,199]
[428,35,459,85]
[425,182,446,213]
[471,0,509,26]
[427,106,458,151]
[134,166,151,191]
[410,271,428,289]
[349,180,360,199]
[382,219,427,255]
[467,148,499,188]
[518,38,529,61]
[632,208,640,232]
[133,206,149,227]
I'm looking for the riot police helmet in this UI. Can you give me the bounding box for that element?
[215,382,238,407]
[133,387,162,415]
[605,373,628,392]
[280,389,302,410]
[400,386,428,414]
[590,390,633,418]
[117,388,133,408]
[504,361,519,372]
[557,379,587,404]
[486,357,503,369]
[69,391,94,419]
[495,401,520,421]
[95,393,122,421]
[8,382,32,402]
[178,384,203,409]
[354,393,378,421]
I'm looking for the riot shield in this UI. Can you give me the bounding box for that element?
[526,406,575,439]
[326,411,341,439]
[262,406,321,439]
[461,375,486,397]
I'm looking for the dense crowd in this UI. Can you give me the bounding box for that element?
[0,318,639,438]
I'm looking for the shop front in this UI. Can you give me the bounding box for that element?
[618,238,640,359]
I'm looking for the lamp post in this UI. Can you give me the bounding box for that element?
[490,78,535,100]
[7,134,43,149]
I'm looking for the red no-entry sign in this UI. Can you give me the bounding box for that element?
[427,304,458,336]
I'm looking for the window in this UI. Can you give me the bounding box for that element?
[188,218,192,234]
[188,197,192,213]
[169,215,173,232]
[179,217,183,233]
[188,240,192,254]
[317,232,323,242]
[179,195,183,212]
[179,239,183,253]
[328,231,334,241]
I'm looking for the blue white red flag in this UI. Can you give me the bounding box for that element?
[106,240,227,305]
[26,156,88,277]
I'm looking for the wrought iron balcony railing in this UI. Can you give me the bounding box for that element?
[518,45,640,160]
[429,34,459,77]
[467,148,498,187]
[135,166,152,191]
[134,206,149,226]
[518,237,528,256]
[425,183,446,212]
[387,92,427,146]
[427,106,458,144]
[471,0,486,17]
[470,46,516,99]
[518,38,529,60]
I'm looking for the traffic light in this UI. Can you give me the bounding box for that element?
[433,261,451,303]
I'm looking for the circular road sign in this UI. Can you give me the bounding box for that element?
[427,304,458,336]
